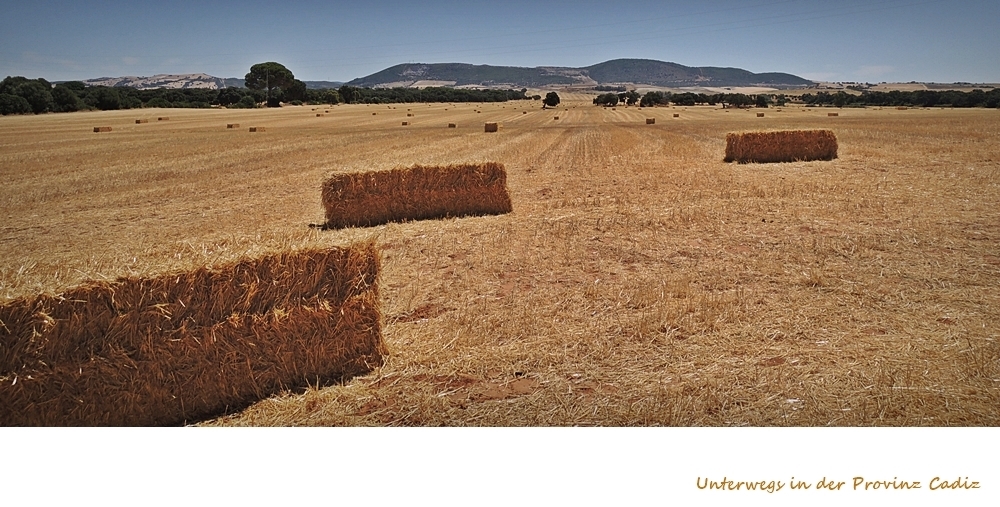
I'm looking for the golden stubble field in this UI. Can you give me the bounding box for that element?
[1,95,998,426]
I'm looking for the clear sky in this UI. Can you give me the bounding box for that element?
[1,0,997,84]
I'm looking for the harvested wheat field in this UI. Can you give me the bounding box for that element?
[1,101,998,426]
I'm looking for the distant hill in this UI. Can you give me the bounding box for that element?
[348,59,813,89]
[81,74,241,90]
[303,80,344,89]
[347,63,578,88]
[73,59,812,91]
[583,59,813,87]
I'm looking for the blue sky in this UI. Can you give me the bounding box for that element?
[1,0,997,83]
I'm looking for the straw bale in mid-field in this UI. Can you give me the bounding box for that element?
[0,244,384,426]
[724,130,838,164]
[93,127,112,132]
[227,123,239,129]
[484,122,499,132]
[646,118,655,124]
[321,162,512,229]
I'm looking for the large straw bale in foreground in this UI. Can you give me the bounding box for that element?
[724,130,838,164]
[0,244,384,426]
[322,163,513,229]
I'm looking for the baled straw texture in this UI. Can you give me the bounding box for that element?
[646,118,655,124]
[484,122,499,132]
[724,130,838,164]
[0,243,384,426]
[321,162,513,229]
[93,127,112,133]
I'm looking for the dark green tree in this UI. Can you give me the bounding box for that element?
[85,87,121,110]
[284,79,307,103]
[236,95,257,108]
[216,87,245,106]
[245,62,295,107]
[14,80,55,113]
[594,93,619,106]
[543,91,560,107]
[338,85,361,104]
[754,94,770,108]
[51,84,84,112]
[0,93,33,115]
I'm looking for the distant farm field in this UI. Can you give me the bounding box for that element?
[1,97,998,426]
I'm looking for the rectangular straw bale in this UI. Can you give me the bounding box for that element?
[402,121,409,126]
[724,130,838,164]
[484,122,499,132]
[828,112,839,117]
[249,127,265,132]
[0,243,384,426]
[321,162,513,229]
[554,116,559,120]
[756,112,765,117]
[646,118,655,124]
[158,117,169,121]
[316,114,325,117]
[227,123,239,129]
[448,123,456,128]
[93,127,112,132]
[135,119,148,124]
[673,113,679,118]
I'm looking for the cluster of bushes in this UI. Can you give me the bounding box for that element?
[1,76,538,115]
[335,85,531,104]
[0,76,274,114]
[625,91,777,108]
[801,89,1000,108]
[594,90,641,106]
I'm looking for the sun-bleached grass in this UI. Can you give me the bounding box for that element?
[1,103,998,426]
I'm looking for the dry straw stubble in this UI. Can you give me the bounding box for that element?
[321,162,513,229]
[0,243,384,426]
[724,129,839,164]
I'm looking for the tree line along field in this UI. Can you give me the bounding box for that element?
[1,97,998,426]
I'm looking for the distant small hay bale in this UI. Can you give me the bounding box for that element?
[724,130,838,164]
[673,113,679,118]
[612,107,616,110]
[372,112,377,115]
[828,112,839,117]
[249,127,265,132]
[448,123,457,128]
[157,117,169,121]
[93,126,112,132]
[554,116,559,120]
[402,121,409,126]
[325,110,330,113]
[227,123,240,129]
[316,113,325,117]
[756,112,765,117]
[646,118,655,124]
[522,111,527,114]
[484,122,499,132]
[0,244,384,426]
[407,113,413,117]
[321,162,513,229]
[135,119,148,124]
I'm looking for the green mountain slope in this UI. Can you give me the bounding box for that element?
[349,59,813,88]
